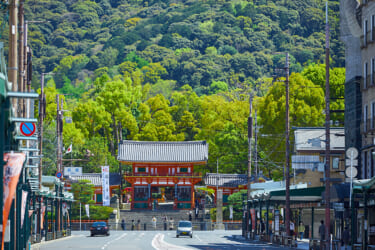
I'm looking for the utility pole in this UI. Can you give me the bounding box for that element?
[247,95,253,201]
[38,74,44,188]
[18,1,25,118]
[56,95,63,173]
[285,52,291,237]
[254,109,258,179]
[324,2,331,248]
[56,94,64,232]
[8,0,18,110]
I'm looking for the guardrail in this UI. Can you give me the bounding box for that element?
[70,221,241,231]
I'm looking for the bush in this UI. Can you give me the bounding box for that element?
[71,204,114,220]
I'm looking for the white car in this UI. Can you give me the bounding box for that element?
[176,221,193,238]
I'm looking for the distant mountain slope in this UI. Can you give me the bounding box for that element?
[23,0,343,94]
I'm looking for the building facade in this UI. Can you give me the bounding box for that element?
[292,127,346,187]
[117,140,208,210]
[341,0,375,179]
[341,0,375,247]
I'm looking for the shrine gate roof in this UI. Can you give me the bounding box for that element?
[118,140,208,164]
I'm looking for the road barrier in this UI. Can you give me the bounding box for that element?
[69,221,241,231]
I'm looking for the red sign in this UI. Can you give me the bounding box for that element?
[20,122,36,136]
[56,171,63,179]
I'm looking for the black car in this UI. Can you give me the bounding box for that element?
[90,221,110,236]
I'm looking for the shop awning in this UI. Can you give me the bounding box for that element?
[353,176,375,191]
[269,186,324,202]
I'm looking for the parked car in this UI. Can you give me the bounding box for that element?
[90,221,110,237]
[176,221,192,238]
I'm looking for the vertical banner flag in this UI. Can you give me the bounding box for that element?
[250,208,256,231]
[62,202,68,216]
[2,153,26,249]
[21,190,28,229]
[101,166,110,206]
[41,205,46,230]
[274,209,280,233]
[85,204,90,218]
[229,205,233,220]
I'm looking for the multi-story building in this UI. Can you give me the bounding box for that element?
[291,127,346,187]
[341,0,372,179]
[341,0,375,247]
[359,0,375,179]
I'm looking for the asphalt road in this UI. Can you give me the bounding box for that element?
[31,230,295,250]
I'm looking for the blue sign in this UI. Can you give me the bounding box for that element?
[56,171,63,179]
[20,122,36,136]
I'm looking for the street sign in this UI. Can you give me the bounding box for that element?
[19,122,36,137]
[346,147,358,159]
[56,171,63,179]
[345,159,358,166]
[333,202,344,211]
[346,166,358,178]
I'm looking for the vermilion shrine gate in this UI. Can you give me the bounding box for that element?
[118,140,208,210]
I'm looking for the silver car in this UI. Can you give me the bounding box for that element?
[176,221,193,238]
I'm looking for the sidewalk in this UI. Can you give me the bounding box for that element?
[296,239,352,250]
[296,239,309,249]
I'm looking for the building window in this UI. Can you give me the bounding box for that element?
[372,58,375,85]
[332,157,339,169]
[371,150,375,178]
[180,167,188,173]
[364,62,368,89]
[372,15,375,41]
[364,105,369,132]
[138,167,146,172]
[372,102,375,129]
[364,19,368,46]
[364,151,368,179]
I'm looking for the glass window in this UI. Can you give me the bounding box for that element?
[364,62,368,89]
[180,168,188,173]
[332,157,339,169]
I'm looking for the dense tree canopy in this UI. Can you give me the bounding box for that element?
[14,1,346,180]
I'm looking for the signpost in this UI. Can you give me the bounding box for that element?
[346,147,358,208]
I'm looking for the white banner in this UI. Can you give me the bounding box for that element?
[21,190,28,228]
[101,166,110,206]
[85,204,90,218]
[229,205,233,220]
[62,202,68,216]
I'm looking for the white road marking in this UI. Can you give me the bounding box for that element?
[101,233,127,249]
[195,235,202,242]
[152,233,192,250]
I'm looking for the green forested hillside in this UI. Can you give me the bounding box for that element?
[8,0,344,179]
[23,0,343,92]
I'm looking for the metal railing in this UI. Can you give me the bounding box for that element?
[70,221,241,231]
